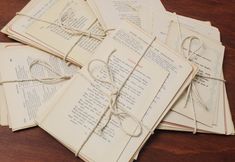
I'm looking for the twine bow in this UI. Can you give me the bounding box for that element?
[174,13,225,134]
[87,50,143,137]
[0,59,72,85]
[16,3,114,62]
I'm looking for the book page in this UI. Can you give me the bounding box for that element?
[161,75,226,134]
[0,43,21,126]
[37,22,193,162]
[166,22,224,126]
[159,72,235,135]
[152,11,221,43]
[26,0,103,66]
[151,0,166,11]
[4,0,57,50]
[159,85,235,135]
[132,67,197,160]
[138,0,166,35]
[224,84,235,135]
[3,0,77,67]
[37,26,169,162]
[0,44,9,126]
[1,0,38,35]
[3,0,104,66]
[149,11,222,131]
[110,23,195,162]
[87,0,142,29]
[87,0,162,32]
[1,45,79,131]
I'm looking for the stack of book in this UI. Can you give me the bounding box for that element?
[0,1,234,162]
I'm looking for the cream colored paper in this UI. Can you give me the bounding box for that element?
[161,74,226,134]
[87,0,142,29]
[138,0,166,35]
[0,43,21,126]
[26,0,103,66]
[2,0,104,66]
[87,0,164,33]
[112,22,195,162]
[1,0,53,49]
[166,22,224,126]
[37,22,194,162]
[159,76,235,135]
[152,11,221,43]
[0,44,10,126]
[224,84,235,135]
[37,28,169,162]
[0,45,79,131]
[132,63,198,161]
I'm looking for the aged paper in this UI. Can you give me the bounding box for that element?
[37,22,194,162]
[113,22,195,161]
[87,0,165,33]
[0,44,10,126]
[161,75,226,134]
[166,22,224,126]
[159,73,235,135]
[37,28,169,162]
[1,45,79,131]
[152,11,220,43]
[87,0,142,29]
[26,0,103,66]
[2,0,104,66]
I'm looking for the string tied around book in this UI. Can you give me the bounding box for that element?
[15,12,111,41]
[16,9,114,63]
[174,13,226,134]
[0,60,72,85]
[75,37,156,156]
[88,51,153,137]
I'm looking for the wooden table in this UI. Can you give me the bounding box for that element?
[0,0,235,162]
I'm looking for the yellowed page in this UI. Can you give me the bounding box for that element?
[109,22,194,161]
[0,43,21,126]
[223,84,235,135]
[2,0,67,63]
[87,0,141,29]
[138,0,166,35]
[0,43,10,126]
[2,0,104,66]
[153,11,220,43]
[1,0,38,35]
[161,76,226,134]
[26,0,103,66]
[159,75,234,135]
[132,64,198,161]
[36,25,171,162]
[2,0,51,49]
[87,0,165,35]
[87,0,162,32]
[1,45,79,131]
[166,22,224,126]
[151,11,221,126]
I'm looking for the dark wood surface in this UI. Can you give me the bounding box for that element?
[0,0,235,162]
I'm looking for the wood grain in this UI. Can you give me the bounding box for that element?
[0,0,235,162]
